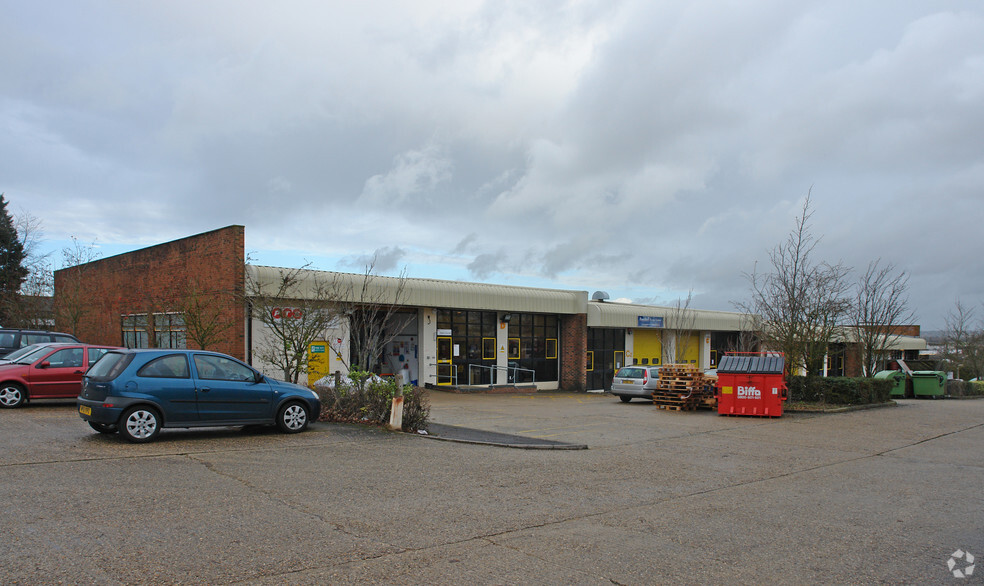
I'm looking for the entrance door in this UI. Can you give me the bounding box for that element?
[437,336,454,385]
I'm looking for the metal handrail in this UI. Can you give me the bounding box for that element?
[467,363,536,385]
[428,363,457,386]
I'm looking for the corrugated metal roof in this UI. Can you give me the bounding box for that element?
[246,265,588,314]
[718,354,786,374]
[587,301,753,331]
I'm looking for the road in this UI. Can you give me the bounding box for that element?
[1,393,982,584]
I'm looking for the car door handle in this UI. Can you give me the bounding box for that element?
[74,370,84,374]
[200,387,211,393]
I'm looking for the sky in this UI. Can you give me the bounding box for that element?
[2,0,982,331]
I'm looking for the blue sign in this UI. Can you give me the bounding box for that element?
[637,316,664,328]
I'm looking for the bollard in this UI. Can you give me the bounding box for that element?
[387,395,404,431]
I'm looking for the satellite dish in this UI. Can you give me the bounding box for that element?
[591,291,610,301]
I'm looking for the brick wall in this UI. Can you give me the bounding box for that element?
[53,226,246,359]
[560,313,587,391]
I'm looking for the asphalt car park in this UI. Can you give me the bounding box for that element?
[1,392,982,583]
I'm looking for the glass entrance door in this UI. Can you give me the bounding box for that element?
[437,336,454,385]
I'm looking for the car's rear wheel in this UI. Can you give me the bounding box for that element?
[119,406,161,443]
[0,383,26,408]
[88,421,118,434]
[276,402,308,433]
[618,395,631,403]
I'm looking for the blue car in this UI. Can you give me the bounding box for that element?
[77,349,321,443]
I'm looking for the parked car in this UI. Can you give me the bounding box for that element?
[77,349,322,443]
[0,342,63,365]
[0,329,81,358]
[611,365,662,402]
[0,344,120,408]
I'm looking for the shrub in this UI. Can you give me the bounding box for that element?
[313,368,430,431]
[787,376,893,405]
[946,380,984,397]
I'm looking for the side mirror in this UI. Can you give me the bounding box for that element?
[39,361,51,369]
[254,371,264,384]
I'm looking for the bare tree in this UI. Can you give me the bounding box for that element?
[338,261,413,373]
[662,291,699,364]
[941,300,984,380]
[180,277,235,350]
[800,261,852,375]
[246,264,343,383]
[55,237,100,336]
[737,192,851,375]
[851,260,915,376]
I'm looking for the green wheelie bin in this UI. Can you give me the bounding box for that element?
[911,371,946,398]
[875,370,907,398]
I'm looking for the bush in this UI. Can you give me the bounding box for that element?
[946,380,984,397]
[787,376,893,405]
[313,368,430,431]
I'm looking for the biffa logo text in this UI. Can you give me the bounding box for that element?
[737,386,761,400]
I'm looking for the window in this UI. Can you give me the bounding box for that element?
[436,309,498,384]
[508,338,521,360]
[122,313,187,349]
[45,348,84,368]
[87,348,112,367]
[586,351,594,372]
[193,354,255,382]
[138,355,191,379]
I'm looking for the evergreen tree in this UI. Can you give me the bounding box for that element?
[0,194,29,324]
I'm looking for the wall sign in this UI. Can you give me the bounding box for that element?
[637,316,664,328]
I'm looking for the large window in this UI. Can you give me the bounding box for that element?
[507,313,558,384]
[122,313,187,349]
[437,309,498,384]
[587,328,625,391]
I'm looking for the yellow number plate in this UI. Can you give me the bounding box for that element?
[622,379,635,384]
[79,405,92,416]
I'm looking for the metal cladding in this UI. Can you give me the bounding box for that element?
[717,354,785,375]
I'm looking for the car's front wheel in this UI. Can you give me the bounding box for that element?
[88,421,118,434]
[618,395,632,403]
[276,402,308,434]
[119,406,161,443]
[0,383,26,408]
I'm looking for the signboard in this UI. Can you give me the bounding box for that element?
[437,329,453,336]
[637,316,664,328]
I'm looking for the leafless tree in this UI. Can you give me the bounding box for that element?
[245,264,343,383]
[662,290,699,364]
[737,192,851,375]
[55,237,100,336]
[180,277,235,350]
[325,259,413,374]
[941,300,984,380]
[851,260,915,376]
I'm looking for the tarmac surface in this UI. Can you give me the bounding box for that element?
[1,391,982,584]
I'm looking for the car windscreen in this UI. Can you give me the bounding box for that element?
[4,344,49,362]
[615,367,646,378]
[85,352,134,381]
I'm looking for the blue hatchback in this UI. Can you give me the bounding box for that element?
[77,349,321,443]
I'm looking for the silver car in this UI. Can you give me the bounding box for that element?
[611,365,661,402]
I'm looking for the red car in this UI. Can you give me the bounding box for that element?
[0,344,121,408]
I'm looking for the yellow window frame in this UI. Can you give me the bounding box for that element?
[586,350,594,372]
[508,338,520,360]
[546,338,558,359]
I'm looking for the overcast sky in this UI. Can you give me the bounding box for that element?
[3,1,982,330]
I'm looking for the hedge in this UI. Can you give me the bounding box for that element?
[787,376,893,405]
[946,380,984,397]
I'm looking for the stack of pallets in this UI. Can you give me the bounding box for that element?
[652,364,717,411]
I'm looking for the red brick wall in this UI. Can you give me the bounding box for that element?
[560,313,587,391]
[53,226,246,359]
